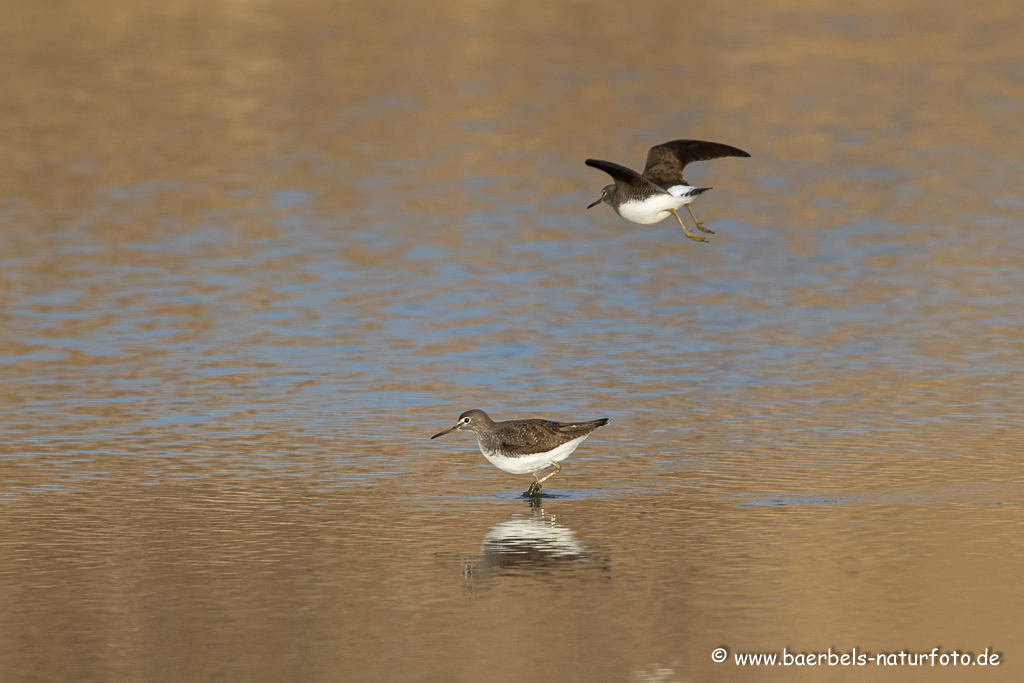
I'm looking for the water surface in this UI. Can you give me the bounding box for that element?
[1,0,1023,681]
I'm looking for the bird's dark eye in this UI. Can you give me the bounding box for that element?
[462,417,471,423]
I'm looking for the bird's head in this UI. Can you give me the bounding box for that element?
[431,409,487,439]
[587,185,614,209]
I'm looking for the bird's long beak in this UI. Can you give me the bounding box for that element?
[431,424,460,439]
[587,198,602,209]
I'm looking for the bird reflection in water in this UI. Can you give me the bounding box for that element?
[463,498,609,591]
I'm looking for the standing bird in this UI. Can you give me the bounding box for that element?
[431,409,608,497]
[586,139,750,242]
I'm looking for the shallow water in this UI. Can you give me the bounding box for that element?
[2,0,1023,681]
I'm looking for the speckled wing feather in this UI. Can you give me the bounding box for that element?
[555,418,609,436]
[497,418,608,457]
[641,139,751,190]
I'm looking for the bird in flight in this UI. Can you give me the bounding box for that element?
[586,139,750,242]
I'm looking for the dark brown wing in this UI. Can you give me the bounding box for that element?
[641,139,751,188]
[586,159,665,197]
[585,158,643,183]
[556,418,609,437]
[496,421,562,456]
[497,418,608,456]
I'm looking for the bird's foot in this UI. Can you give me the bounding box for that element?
[682,227,709,243]
[670,208,709,243]
[685,206,714,235]
[525,481,543,497]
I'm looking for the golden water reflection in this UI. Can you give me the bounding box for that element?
[2,0,1023,681]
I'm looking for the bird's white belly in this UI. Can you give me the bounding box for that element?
[480,434,589,475]
[617,192,694,225]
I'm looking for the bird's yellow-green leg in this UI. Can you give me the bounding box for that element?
[668,208,708,243]
[525,463,561,497]
[687,204,714,234]
[537,462,561,486]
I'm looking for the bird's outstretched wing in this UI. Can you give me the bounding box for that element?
[642,139,751,189]
[585,158,643,183]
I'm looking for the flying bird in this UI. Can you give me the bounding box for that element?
[586,139,750,242]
